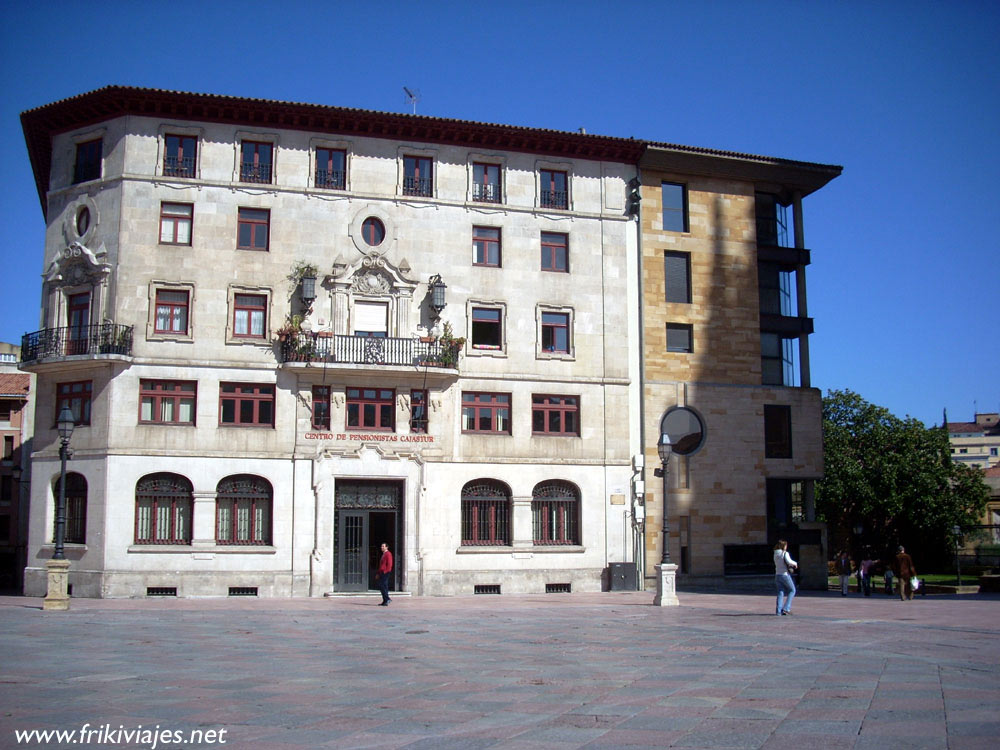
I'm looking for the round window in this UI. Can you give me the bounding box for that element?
[660,407,705,456]
[361,217,385,246]
[75,206,91,237]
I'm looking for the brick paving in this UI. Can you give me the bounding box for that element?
[1,589,999,749]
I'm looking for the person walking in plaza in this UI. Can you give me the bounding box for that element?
[883,562,894,595]
[774,540,797,616]
[859,552,874,597]
[835,550,852,596]
[376,542,393,606]
[894,545,917,601]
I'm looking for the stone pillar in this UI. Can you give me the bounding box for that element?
[511,496,533,552]
[191,492,217,549]
[654,563,679,606]
[43,559,71,611]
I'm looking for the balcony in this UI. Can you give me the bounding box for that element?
[240,161,272,184]
[315,169,345,190]
[759,314,813,336]
[540,190,568,210]
[163,156,195,178]
[472,183,501,203]
[20,324,134,368]
[402,177,433,197]
[279,333,460,373]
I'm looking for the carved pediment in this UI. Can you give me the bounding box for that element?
[44,243,111,286]
[328,252,417,295]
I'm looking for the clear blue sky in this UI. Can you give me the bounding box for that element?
[1,0,997,427]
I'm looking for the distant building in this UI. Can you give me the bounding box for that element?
[947,413,1000,469]
[0,343,32,591]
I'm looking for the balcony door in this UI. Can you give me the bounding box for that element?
[66,292,91,355]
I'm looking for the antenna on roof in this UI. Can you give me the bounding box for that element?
[403,87,421,115]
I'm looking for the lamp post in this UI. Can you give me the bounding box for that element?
[429,274,447,316]
[953,524,963,587]
[653,432,679,606]
[43,406,75,611]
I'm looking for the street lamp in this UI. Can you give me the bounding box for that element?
[653,432,678,606]
[429,274,447,316]
[43,406,75,611]
[953,524,963,587]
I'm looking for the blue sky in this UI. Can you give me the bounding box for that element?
[1,0,997,427]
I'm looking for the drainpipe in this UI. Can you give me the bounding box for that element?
[634,164,648,588]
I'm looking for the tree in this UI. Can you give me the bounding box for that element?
[816,389,989,567]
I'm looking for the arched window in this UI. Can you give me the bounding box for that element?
[216,475,272,545]
[532,480,580,545]
[135,473,192,544]
[53,472,87,544]
[461,479,511,546]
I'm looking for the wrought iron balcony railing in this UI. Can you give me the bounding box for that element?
[163,156,196,178]
[402,177,433,197]
[280,333,459,368]
[540,190,568,209]
[472,183,501,203]
[21,323,134,362]
[240,162,273,184]
[315,169,346,189]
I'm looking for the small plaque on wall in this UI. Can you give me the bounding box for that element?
[610,493,626,505]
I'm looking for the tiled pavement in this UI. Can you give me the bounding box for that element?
[1,589,999,749]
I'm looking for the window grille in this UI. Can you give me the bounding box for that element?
[546,583,571,593]
[228,587,258,597]
[147,587,177,597]
[474,584,501,595]
[135,473,192,544]
[532,480,580,545]
[461,480,511,545]
[216,475,272,545]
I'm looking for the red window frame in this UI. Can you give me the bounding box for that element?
[54,472,87,545]
[215,475,272,546]
[532,481,580,545]
[164,134,197,178]
[57,381,92,426]
[312,386,331,430]
[240,141,273,183]
[403,155,433,196]
[139,380,196,425]
[237,208,269,251]
[531,395,580,436]
[154,289,189,334]
[472,162,501,203]
[233,294,267,339]
[219,383,275,427]
[540,169,568,209]
[361,217,385,246]
[410,389,428,434]
[471,307,503,349]
[461,480,511,546]
[159,202,193,245]
[346,387,395,431]
[541,232,569,272]
[462,392,511,435]
[473,226,501,267]
[541,312,570,353]
[73,139,102,184]
[315,148,346,189]
[135,473,192,545]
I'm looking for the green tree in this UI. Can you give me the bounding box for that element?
[816,389,989,567]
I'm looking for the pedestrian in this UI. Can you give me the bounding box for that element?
[859,553,874,597]
[835,550,852,596]
[773,540,797,616]
[376,542,393,606]
[894,545,917,601]
[883,563,894,595]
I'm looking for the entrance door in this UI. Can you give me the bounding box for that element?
[67,292,91,355]
[334,481,401,592]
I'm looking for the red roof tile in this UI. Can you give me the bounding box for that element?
[0,373,30,397]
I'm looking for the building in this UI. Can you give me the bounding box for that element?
[0,343,32,591]
[635,145,840,589]
[19,87,643,598]
[19,86,842,598]
[947,413,1000,469]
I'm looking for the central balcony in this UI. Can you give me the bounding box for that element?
[279,333,460,376]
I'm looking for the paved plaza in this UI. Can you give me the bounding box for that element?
[1,589,999,749]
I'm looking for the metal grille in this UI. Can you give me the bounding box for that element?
[240,161,272,183]
[532,481,580,545]
[461,481,511,546]
[280,333,448,367]
[135,473,192,544]
[315,169,346,189]
[540,190,568,209]
[216,475,272,545]
[228,587,258,597]
[21,323,133,362]
[163,156,195,178]
[403,177,433,196]
[546,583,571,593]
[474,585,501,595]
[146,587,177,597]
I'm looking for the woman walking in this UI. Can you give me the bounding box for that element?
[774,540,798,616]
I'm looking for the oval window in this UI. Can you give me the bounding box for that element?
[76,206,91,236]
[361,217,385,246]
[660,407,705,456]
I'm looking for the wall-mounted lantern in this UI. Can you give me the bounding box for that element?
[430,274,447,315]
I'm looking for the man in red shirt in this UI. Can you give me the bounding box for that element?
[377,542,393,606]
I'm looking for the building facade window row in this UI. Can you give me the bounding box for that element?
[460,479,581,546]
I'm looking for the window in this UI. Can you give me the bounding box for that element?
[3,435,13,459]
[353,301,388,337]
[154,289,189,334]
[164,134,196,178]
[53,472,87,545]
[220,383,275,427]
[312,386,331,430]
[240,141,273,184]
[346,388,395,431]
[237,208,269,251]
[664,251,691,303]
[462,392,511,434]
[315,147,346,189]
[540,169,568,209]
[233,294,267,338]
[410,389,428,433]
[755,193,789,247]
[159,202,193,245]
[764,405,793,458]
[662,182,688,232]
[541,312,570,354]
[472,163,501,203]
[135,473,192,545]
[666,323,693,353]
[140,380,196,425]
[73,139,102,183]
[403,155,433,196]
[361,217,385,247]
[57,381,91,425]
[532,480,580,545]
[532,395,579,436]
[76,206,90,236]
[461,479,511,546]
[471,307,503,350]
[216,475,272,546]
[541,232,568,272]
[761,333,797,387]
[473,226,501,267]
[767,478,803,538]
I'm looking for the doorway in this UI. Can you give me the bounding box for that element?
[334,480,402,592]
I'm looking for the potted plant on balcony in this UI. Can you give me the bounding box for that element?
[275,314,303,342]
[436,322,465,368]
